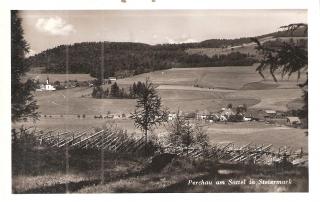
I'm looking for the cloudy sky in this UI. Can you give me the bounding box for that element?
[20,10,307,56]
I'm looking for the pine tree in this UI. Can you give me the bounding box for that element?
[11,11,38,122]
[136,81,143,97]
[110,82,120,97]
[129,86,133,98]
[105,88,109,97]
[132,82,137,98]
[130,78,168,155]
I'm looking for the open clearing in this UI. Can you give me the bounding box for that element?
[118,66,263,89]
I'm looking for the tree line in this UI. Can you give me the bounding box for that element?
[92,81,148,99]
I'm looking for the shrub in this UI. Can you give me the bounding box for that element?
[166,112,209,156]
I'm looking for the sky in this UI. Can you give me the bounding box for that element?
[20,10,307,56]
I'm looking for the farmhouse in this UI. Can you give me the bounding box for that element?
[184,112,196,120]
[108,77,117,81]
[287,116,301,126]
[168,113,177,121]
[196,110,210,120]
[265,110,276,117]
[207,114,220,122]
[243,116,253,121]
[220,108,235,120]
[113,114,122,119]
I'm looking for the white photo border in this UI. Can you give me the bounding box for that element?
[0,0,319,202]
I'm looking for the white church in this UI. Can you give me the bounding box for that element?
[36,76,56,91]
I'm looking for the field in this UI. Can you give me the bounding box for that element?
[185,36,307,59]
[29,65,305,114]
[13,64,308,193]
[25,73,94,83]
[18,65,307,150]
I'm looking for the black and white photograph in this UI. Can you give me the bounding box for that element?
[2,0,320,199]
[9,9,309,193]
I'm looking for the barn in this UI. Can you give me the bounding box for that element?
[287,116,301,126]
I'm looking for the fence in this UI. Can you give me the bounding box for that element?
[12,127,308,167]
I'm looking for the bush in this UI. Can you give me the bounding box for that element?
[166,113,209,156]
[228,114,243,122]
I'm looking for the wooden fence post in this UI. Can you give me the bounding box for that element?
[65,143,70,193]
[101,148,105,184]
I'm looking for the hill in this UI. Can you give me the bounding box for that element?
[26,42,255,79]
[26,27,307,79]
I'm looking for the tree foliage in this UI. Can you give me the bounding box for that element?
[11,10,38,122]
[251,24,308,82]
[167,112,209,156]
[252,23,308,121]
[91,81,145,99]
[130,78,168,154]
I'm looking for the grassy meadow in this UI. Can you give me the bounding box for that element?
[13,64,308,193]
[27,65,306,116]
[17,65,308,150]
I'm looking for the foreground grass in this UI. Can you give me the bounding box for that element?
[12,173,94,193]
[12,142,308,193]
[13,153,308,193]
[77,159,308,193]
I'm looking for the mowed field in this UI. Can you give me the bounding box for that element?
[19,65,307,150]
[28,65,305,115]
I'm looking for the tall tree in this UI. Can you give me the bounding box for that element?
[110,82,120,97]
[130,78,168,155]
[11,10,38,122]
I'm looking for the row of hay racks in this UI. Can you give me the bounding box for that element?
[34,128,146,154]
[163,142,307,166]
[16,127,307,166]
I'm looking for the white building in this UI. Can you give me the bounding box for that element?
[168,113,177,121]
[45,84,56,91]
[108,77,117,81]
[45,77,56,91]
[36,77,56,91]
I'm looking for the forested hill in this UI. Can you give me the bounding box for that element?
[26,28,306,78]
[26,41,256,78]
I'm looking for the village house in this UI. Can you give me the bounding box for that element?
[243,116,253,121]
[108,77,117,82]
[196,110,210,120]
[264,110,277,119]
[220,107,235,121]
[287,116,301,126]
[168,113,177,121]
[207,114,220,123]
[113,114,122,119]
